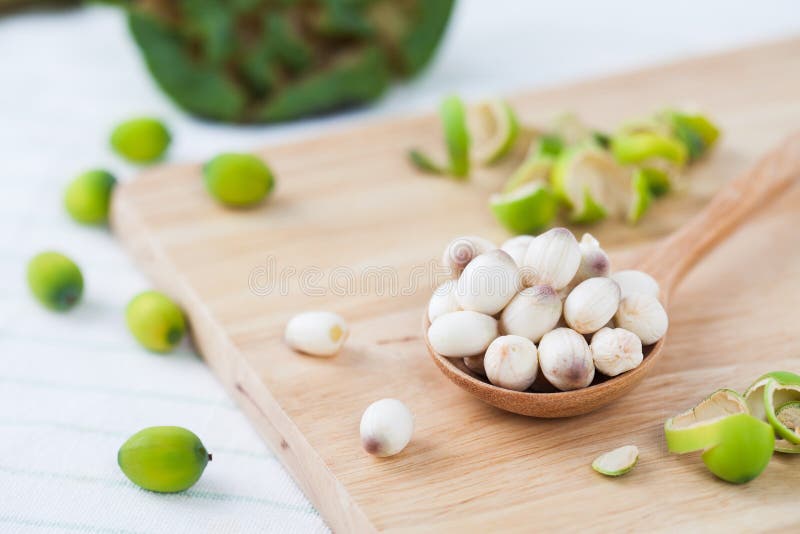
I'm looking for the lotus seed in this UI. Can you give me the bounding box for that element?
[126,290,186,353]
[64,169,117,225]
[27,251,83,311]
[203,153,275,208]
[111,117,171,163]
[118,426,210,493]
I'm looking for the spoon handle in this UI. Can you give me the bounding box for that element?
[637,132,800,296]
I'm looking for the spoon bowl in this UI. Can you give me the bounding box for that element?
[424,133,800,417]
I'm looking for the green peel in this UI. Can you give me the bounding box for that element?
[664,389,774,484]
[592,445,638,477]
[502,156,553,193]
[471,99,520,165]
[764,381,800,444]
[664,389,747,453]
[551,146,631,223]
[627,169,653,224]
[409,95,470,178]
[611,131,688,168]
[489,181,558,234]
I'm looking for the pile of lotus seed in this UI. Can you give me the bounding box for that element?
[427,228,668,392]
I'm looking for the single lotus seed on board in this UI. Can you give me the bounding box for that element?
[563,277,621,334]
[590,327,644,377]
[522,227,581,290]
[500,285,562,343]
[463,354,486,376]
[455,249,520,315]
[573,233,611,285]
[538,328,595,391]
[110,117,171,163]
[27,251,84,311]
[484,335,539,391]
[427,310,497,358]
[126,291,186,353]
[500,235,534,267]
[360,399,414,457]
[441,236,496,278]
[64,169,117,225]
[118,426,210,493]
[610,269,660,300]
[203,153,275,208]
[427,280,460,323]
[614,293,668,345]
[285,311,349,357]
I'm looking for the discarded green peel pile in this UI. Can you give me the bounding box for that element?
[409,96,720,233]
[664,371,800,484]
[125,0,454,122]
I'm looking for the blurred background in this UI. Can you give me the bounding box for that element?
[1,1,799,533]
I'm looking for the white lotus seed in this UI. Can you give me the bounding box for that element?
[563,277,621,334]
[500,235,534,267]
[499,285,562,342]
[455,249,520,315]
[614,293,668,345]
[590,327,644,377]
[610,269,660,300]
[573,233,611,285]
[522,227,582,290]
[360,398,414,457]
[427,280,459,323]
[538,328,595,391]
[484,335,539,391]
[285,311,348,357]
[441,235,496,278]
[427,310,498,358]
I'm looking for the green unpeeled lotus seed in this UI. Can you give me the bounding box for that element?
[203,153,275,208]
[118,426,210,493]
[27,251,84,311]
[111,117,171,163]
[64,169,117,224]
[700,413,774,484]
[126,291,186,353]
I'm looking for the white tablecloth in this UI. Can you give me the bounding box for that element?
[1,1,798,532]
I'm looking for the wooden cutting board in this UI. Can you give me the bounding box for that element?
[111,38,800,532]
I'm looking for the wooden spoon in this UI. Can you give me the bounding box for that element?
[425,133,800,418]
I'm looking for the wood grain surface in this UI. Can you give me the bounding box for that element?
[111,38,800,532]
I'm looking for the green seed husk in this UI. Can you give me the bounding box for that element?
[27,251,84,312]
[118,426,210,493]
[64,169,117,225]
[125,290,186,353]
[203,153,275,208]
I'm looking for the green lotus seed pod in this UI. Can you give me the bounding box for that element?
[126,291,186,353]
[126,1,454,123]
[64,169,117,224]
[27,251,84,311]
[203,153,275,208]
[118,426,210,493]
[700,413,774,484]
[110,117,171,163]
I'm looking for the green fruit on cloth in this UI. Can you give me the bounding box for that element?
[64,169,117,224]
[27,251,83,311]
[118,426,210,493]
[126,290,186,353]
[111,117,171,163]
